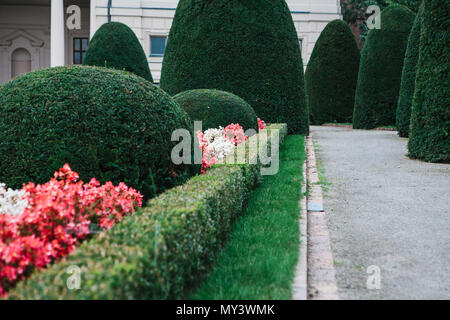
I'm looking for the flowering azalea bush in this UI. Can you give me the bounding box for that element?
[197,123,251,173]
[0,164,142,297]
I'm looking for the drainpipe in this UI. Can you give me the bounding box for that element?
[107,0,112,22]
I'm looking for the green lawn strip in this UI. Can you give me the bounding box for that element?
[191,135,306,300]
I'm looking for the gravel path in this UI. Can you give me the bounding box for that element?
[311,126,450,300]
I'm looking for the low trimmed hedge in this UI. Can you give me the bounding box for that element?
[7,124,288,300]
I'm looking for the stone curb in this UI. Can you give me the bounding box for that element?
[292,137,308,300]
[306,135,339,300]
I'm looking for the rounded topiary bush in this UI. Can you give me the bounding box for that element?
[0,66,192,199]
[396,5,422,138]
[174,89,258,132]
[83,22,153,82]
[353,6,415,129]
[408,0,449,163]
[305,20,360,125]
[160,0,309,134]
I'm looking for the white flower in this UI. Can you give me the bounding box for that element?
[203,127,235,160]
[0,183,29,216]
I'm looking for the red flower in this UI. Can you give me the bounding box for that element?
[0,164,142,296]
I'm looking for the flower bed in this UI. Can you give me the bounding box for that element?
[7,123,287,299]
[0,165,142,297]
[197,123,249,173]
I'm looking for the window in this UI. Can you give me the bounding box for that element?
[11,48,31,78]
[73,37,88,64]
[150,36,167,57]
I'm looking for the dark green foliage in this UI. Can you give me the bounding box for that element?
[396,5,422,137]
[83,22,153,82]
[408,0,450,163]
[353,6,415,129]
[388,0,422,12]
[305,20,360,125]
[7,125,288,300]
[160,0,308,134]
[174,89,259,132]
[0,66,192,199]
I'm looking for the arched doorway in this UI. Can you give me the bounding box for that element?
[11,48,31,78]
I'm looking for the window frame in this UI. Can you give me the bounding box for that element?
[149,35,168,57]
[73,37,89,65]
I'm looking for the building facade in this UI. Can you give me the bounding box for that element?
[0,0,341,84]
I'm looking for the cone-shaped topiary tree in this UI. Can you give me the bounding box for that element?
[305,20,360,125]
[83,22,153,82]
[0,66,192,199]
[396,5,423,138]
[160,0,308,134]
[174,89,259,132]
[353,6,415,129]
[408,0,450,163]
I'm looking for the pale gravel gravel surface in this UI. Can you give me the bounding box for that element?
[311,126,450,300]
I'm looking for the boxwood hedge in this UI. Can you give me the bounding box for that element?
[408,0,450,163]
[174,89,259,132]
[305,20,360,125]
[353,6,415,129]
[0,66,192,199]
[83,22,153,82]
[160,0,309,134]
[7,124,288,299]
[396,5,423,138]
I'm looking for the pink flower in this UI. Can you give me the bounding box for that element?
[224,124,248,145]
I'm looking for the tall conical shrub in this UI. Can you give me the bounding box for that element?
[160,0,308,134]
[408,0,450,163]
[305,20,360,125]
[396,5,423,137]
[84,22,153,82]
[353,6,415,129]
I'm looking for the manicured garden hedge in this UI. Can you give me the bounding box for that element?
[396,5,423,138]
[174,89,259,132]
[353,6,415,129]
[305,20,360,125]
[0,66,192,199]
[7,124,288,299]
[83,22,153,82]
[408,0,450,163]
[160,0,308,134]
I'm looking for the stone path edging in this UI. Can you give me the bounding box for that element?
[306,135,339,300]
[292,135,339,300]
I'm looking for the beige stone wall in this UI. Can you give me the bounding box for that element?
[0,0,341,84]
